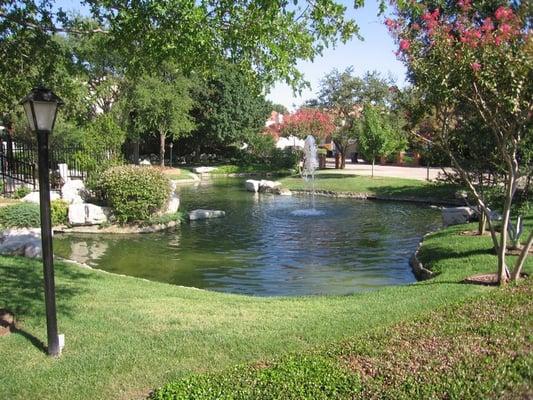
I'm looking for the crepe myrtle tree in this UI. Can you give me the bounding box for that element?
[280,108,335,141]
[388,1,532,283]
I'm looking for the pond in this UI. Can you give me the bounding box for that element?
[54,180,441,296]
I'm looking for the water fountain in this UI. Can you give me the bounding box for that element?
[291,135,324,217]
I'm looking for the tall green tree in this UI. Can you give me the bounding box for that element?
[122,66,195,166]
[359,105,398,178]
[189,63,270,156]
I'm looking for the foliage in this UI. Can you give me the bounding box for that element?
[99,165,171,223]
[143,211,185,227]
[359,105,405,176]
[310,68,397,168]
[233,134,301,171]
[388,0,533,282]
[0,202,41,228]
[281,108,335,140]
[189,63,271,156]
[74,113,126,174]
[12,186,31,199]
[51,200,69,226]
[121,64,195,166]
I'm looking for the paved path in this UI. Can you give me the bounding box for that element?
[323,159,448,181]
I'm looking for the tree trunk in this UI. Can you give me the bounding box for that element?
[511,230,533,281]
[371,159,375,178]
[340,153,346,169]
[497,171,516,284]
[159,132,166,167]
[478,211,487,236]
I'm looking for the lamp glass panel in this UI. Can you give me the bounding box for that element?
[33,101,58,131]
[23,102,36,131]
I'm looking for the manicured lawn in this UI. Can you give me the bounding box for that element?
[209,164,292,175]
[1,219,531,399]
[153,278,533,400]
[278,173,462,202]
[161,167,198,181]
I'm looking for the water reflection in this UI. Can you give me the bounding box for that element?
[55,181,441,296]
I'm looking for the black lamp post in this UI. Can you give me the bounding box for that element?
[20,87,63,357]
[169,142,173,168]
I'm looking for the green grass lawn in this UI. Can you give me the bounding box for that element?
[279,173,461,203]
[162,167,198,181]
[1,219,531,400]
[209,164,292,175]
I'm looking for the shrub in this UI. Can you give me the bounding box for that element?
[51,200,69,226]
[99,165,171,223]
[0,202,41,228]
[12,186,31,199]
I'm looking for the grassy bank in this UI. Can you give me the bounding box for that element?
[278,173,461,202]
[1,219,531,399]
[153,279,533,399]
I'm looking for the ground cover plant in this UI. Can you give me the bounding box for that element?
[0,202,41,228]
[1,218,531,400]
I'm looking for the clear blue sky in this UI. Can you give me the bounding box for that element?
[55,0,406,110]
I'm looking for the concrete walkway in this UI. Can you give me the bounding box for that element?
[323,159,449,181]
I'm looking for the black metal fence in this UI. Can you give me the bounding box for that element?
[0,139,88,195]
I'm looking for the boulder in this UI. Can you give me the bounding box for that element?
[245,179,260,192]
[193,166,217,174]
[61,179,86,204]
[166,196,180,214]
[275,187,292,196]
[188,209,225,221]
[258,180,281,192]
[68,203,110,226]
[139,159,151,166]
[22,191,60,204]
[442,206,475,226]
[0,228,42,258]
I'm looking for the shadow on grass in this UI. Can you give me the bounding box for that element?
[0,256,93,353]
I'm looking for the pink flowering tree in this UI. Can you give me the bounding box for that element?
[387,1,532,284]
[281,108,335,141]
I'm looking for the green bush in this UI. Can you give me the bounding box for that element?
[51,200,69,226]
[99,165,171,223]
[12,186,31,199]
[0,202,41,228]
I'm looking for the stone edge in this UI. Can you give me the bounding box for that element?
[409,232,436,281]
[54,220,179,235]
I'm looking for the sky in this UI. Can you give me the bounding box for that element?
[266,1,407,110]
[55,0,407,111]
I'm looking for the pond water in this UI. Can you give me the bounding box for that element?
[54,180,441,296]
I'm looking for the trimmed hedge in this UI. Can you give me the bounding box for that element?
[51,200,69,226]
[99,165,171,223]
[0,202,41,228]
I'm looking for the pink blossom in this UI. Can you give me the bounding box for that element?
[500,23,512,34]
[399,39,411,51]
[457,0,471,11]
[495,6,513,21]
[481,17,494,32]
[470,62,481,72]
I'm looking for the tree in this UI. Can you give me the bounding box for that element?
[359,105,398,177]
[388,1,532,283]
[310,68,396,168]
[1,0,364,89]
[280,108,335,141]
[189,63,271,156]
[122,66,195,166]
